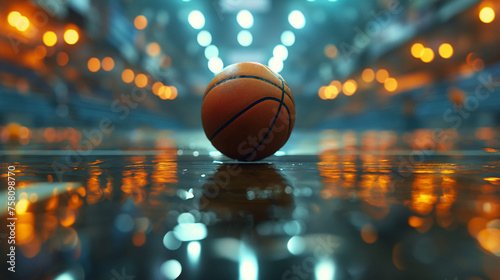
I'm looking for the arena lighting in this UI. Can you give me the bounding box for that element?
[188,10,205,29]
[237,10,254,29]
[288,10,305,29]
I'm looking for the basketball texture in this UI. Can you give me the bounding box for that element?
[201,62,295,161]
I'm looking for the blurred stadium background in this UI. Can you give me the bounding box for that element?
[1,1,500,280]
[0,0,499,146]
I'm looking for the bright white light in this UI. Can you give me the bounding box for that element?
[237,10,254,29]
[204,45,219,59]
[208,57,224,74]
[315,260,335,280]
[288,10,306,29]
[239,243,258,280]
[197,30,212,47]
[273,44,288,61]
[54,272,74,280]
[268,57,284,73]
[237,30,253,47]
[174,223,207,241]
[187,241,201,263]
[161,260,182,280]
[209,151,222,156]
[188,10,205,29]
[281,30,295,47]
[287,236,306,255]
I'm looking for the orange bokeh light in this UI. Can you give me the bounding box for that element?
[318,86,327,100]
[169,86,178,99]
[64,29,79,45]
[384,77,398,92]
[122,69,135,83]
[87,57,101,72]
[134,15,148,30]
[324,44,338,58]
[135,73,148,88]
[343,79,357,96]
[421,48,435,63]
[102,57,115,71]
[159,86,171,100]
[362,68,375,83]
[152,81,164,95]
[438,43,453,59]
[147,42,161,57]
[43,31,57,47]
[479,7,495,23]
[376,69,389,83]
[325,85,339,99]
[411,43,424,58]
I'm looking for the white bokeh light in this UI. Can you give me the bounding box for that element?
[237,30,253,47]
[273,44,288,61]
[187,241,201,263]
[288,10,306,29]
[237,10,254,29]
[161,260,182,280]
[315,260,336,280]
[281,30,295,47]
[208,57,224,74]
[188,10,205,29]
[204,45,219,59]
[197,30,212,47]
[287,236,306,255]
[268,57,284,73]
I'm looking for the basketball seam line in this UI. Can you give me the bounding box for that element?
[240,79,286,160]
[266,68,293,141]
[209,96,290,142]
[263,65,293,101]
[203,75,295,106]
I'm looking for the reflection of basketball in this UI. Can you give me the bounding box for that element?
[202,164,294,223]
[201,62,295,161]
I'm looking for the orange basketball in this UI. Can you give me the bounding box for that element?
[201,62,295,161]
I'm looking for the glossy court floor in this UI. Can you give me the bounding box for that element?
[1,129,500,280]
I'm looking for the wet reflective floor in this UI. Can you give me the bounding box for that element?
[1,129,500,280]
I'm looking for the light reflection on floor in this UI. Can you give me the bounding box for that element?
[0,129,499,280]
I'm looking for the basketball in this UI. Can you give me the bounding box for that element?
[201,62,295,161]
